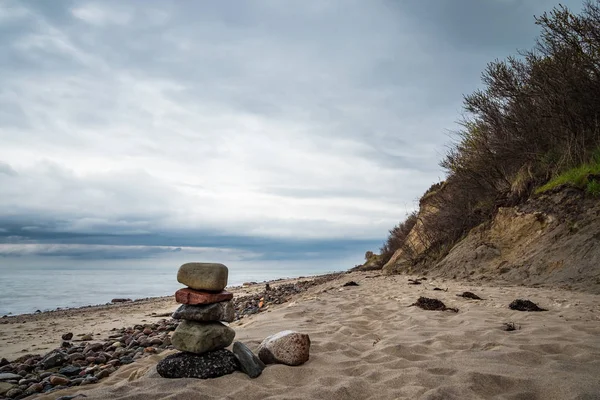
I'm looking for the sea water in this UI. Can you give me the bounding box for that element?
[0,255,352,315]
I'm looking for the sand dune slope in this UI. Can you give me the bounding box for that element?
[38,273,600,400]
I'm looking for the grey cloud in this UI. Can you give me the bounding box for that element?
[0,0,581,257]
[0,162,17,176]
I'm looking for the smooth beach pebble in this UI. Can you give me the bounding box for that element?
[232,341,265,378]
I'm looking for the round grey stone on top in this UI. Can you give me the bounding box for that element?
[177,263,229,292]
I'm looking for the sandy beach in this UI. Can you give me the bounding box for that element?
[2,272,600,400]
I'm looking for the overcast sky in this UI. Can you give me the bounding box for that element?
[0,0,583,262]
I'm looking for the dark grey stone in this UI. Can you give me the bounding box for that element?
[119,356,134,365]
[156,350,238,379]
[39,350,69,369]
[232,342,265,378]
[58,365,82,376]
[172,301,235,323]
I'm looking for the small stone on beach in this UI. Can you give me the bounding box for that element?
[258,330,310,366]
[232,341,266,378]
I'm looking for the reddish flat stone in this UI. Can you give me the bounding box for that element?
[175,288,233,305]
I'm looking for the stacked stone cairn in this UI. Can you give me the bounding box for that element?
[157,262,267,379]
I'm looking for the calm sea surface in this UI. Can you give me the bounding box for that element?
[0,255,353,315]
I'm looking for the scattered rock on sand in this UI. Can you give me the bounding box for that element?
[61,332,73,341]
[410,297,459,312]
[502,322,521,331]
[172,301,235,323]
[457,292,483,300]
[177,262,229,292]
[258,330,310,366]
[232,342,265,378]
[509,299,547,311]
[171,320,235,354]
[156,350,238,379]
[110,298,132,303]
[343,281,359,287]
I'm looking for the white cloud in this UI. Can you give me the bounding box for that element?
[70,2,132,26]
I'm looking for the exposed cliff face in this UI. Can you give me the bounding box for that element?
[383,187,600,293]
[381,188,444,273]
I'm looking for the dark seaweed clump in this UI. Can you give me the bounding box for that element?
[410,297,458,312]
[456,291,483,300]
[509,299,547,312]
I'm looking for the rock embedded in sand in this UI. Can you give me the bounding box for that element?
[177,262,229,292]
[175,288,233,305]
[232,341,266,378]
[172,301,235,323]
[257,330,310,366]
[171,320,235,354]
[156,350,238,379]
[61,332,73,341]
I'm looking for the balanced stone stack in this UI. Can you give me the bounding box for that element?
[157,263,239,379]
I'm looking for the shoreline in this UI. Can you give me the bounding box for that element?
[0,271,346,319]
[0,272,344,362]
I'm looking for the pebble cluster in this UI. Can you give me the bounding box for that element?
[0,320,176,399]
[0,272,342,398]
